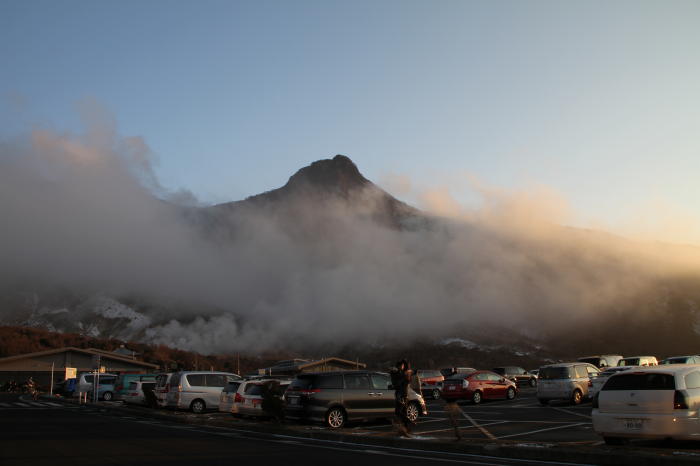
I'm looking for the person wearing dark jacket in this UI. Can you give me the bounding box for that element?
[391,359,412,436]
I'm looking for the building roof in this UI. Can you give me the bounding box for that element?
[261,357,366,374]
[0,347,159,369]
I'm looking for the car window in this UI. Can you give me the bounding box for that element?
[289,376,314,390]
[223,382,241,393]
[487,373,502,382]
[370,374,391,390]
[169,373,181,387]
[128,382,138,390]
[186,374,206,387]
[603,373,675,391]
[225,375,241,383]
[83,375,94,384]
[475,373,488,380]
[206,374,226,387]
[244,383,265,396]
[685,371,700,389]
[99,377,116,385]
[574,366,588,378]
[586,366,599,376]
[344,374,370,389]
[539,367,572,379]
[318,375,344,389]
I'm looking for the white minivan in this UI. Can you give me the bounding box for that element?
[166,371,242,413]
[592,365,700,444]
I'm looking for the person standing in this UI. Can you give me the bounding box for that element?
[391,359,412,436]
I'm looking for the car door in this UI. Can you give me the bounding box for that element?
[342,373,372,419]
[486,373,507,398]
[368,373,394,415]
[205,374,226,407]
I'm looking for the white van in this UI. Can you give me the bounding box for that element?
[166,371,242,413]
[592,365,700,444]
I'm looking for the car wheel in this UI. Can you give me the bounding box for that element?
[102,391,113,401]
[538,398,549,406]
[326,407,346,429]
[571,389,583,405]
[604,436,628,445]
[431,388,441,400]
[406,402,420,423]
[191,399,206,414]
[506,387,516,400]
[529,378,537,388]
[472,391,482,404]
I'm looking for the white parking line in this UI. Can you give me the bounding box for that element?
[459,408,497,440]
[418,421,509,435]
[550,407,592,420]
[497,423,589,439]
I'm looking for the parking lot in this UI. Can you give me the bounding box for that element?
[332,387,600,444]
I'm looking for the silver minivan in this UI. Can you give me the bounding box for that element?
[166,371,242,413]
[537,363,600,405]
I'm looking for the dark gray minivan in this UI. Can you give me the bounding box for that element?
[284,370,426,428]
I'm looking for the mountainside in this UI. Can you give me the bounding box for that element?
[1,154,700,358]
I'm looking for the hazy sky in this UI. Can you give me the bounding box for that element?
[2,0,699,241]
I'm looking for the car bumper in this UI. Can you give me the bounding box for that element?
[592,409,700,440]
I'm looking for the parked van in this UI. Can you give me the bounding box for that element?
[154,373,173,408]
[593,366,700,443]
[74,373,118,401]
[166,371,242,413]
[284,370,427,428]
[114,373,158,401]
[537,363,600,405]
[577,355,623,369]
[123,380,157,406]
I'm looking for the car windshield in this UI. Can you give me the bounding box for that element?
[603,373,675,390]
[618,358,640,366]
[538,367,573,380]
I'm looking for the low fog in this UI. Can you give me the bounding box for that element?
[2,116,699,353]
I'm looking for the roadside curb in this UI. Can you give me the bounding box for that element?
[44,396,699,466]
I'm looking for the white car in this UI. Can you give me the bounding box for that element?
[123,380,157,406]
[617,356,658,367]
[537,363,600,405]
[592,365,700,444]
[589,367,634,397]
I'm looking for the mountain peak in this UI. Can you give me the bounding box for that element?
[284,154,369,194]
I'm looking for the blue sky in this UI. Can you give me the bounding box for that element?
[2,0,699,239]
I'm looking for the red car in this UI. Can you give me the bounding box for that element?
[417,370,445,399]
[441,370,518,404]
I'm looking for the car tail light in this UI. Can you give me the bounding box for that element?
[234,393,243,403]
[462,379,469,389]
[588,379,593,387]
[300,388,321,396]
[674,390,689,409]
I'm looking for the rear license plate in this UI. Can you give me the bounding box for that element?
[623,419,644,430]
[288,397,299,405]
[448,386,456,391]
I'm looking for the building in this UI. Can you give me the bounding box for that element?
[0,347,160,387]
[257,357,366,377]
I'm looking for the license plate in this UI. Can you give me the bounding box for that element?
[245,399,252,406]
[288,397,299,405]
[623,419,644,430]
[448,386,456,391]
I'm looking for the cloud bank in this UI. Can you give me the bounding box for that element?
[1,111,699,353]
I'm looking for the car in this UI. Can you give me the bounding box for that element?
[441,370,518,404]
[123,380,157,406]
[231,379,291,417]
[660,355,700,365]
[74,373,118,401]
[592,365,700,444]
[154,373,174,408]
[536,363,600,405]
[113,373,158,401]
[440,367,477,378]
[577,355,623,369]
[528,369,539,378]
[417,370,444,399]
[165,371,243,413]
[589,366,634,397]
[492,366,537,387]
[283,370,427,429]
[617,356,658,367]
[218,379,244,413]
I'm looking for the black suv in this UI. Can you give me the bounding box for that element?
[284,371,426,428]
[492,366,537,387]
